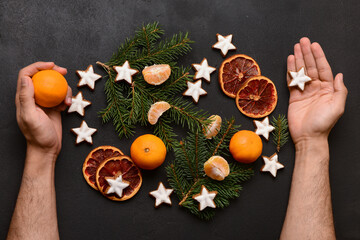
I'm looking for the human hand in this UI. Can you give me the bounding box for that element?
[287,38,348,148]
[15,62,72,159]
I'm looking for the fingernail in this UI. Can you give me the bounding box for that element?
[67,97,72,105]
[21,77,28,87]
[339,73,343,82]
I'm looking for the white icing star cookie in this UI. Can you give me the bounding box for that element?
[183,80,207,103]
[212,34,236,57]
[68,92,91,116]
[253,117,275,141]
[192,58,216,82]
[149,182,173,208]
[106,175,129,198]
[288,67,312,91]
[113,60,138,84]
[261,153,284,177]
[71,120,97,144]
[77,65,102,90]
[192,185,217,211]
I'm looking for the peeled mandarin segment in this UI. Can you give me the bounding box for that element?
[95,156,142,201]
[82,146,124,190]
[219,54,261,98]
[204,156,230,181]
[203,115,222,139]
[32,70,68,108]
[235,76,277,118]
[142,64,171,85]
[148,101,171,125]
[229,130,262,163]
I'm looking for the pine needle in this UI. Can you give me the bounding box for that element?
[166,118,254,220]
[271,114,289,152]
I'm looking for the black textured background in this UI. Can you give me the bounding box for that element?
[1,1,359,239]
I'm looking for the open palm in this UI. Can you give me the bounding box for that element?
[287,38,347,145]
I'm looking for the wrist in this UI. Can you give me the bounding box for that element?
[26,144,57,169]
[295,136,328,152]
[295,137,329,165]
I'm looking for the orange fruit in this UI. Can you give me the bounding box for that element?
[148,101,171,125]
[203,115,222,139]
[95,156,142,201]
[235,76,277,118]
[82,146,124,190]
[229,130,262,163]
[32,70,68,108]
[219,54,261,98]
[142,64,171,85]
[204,156,230,181]
[130,134,167,170]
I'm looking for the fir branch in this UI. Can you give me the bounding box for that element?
[271,114,289,152]
[167,119,253,220]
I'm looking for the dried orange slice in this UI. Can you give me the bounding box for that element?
[219,54,261,98]
[203,115,222,139]
[148,101,171,125]
[95,156,142,201]
[142,64,171,85]
[204,156,230,181]
[235,76,277,118]
[82,146,124,190]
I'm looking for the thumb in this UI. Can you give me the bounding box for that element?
[19,77,36,117]
[333,73,348,116]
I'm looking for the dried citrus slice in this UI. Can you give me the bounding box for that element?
[148,101,171,125]
[95,156,142,201]
[203,115,222,139]
[219,54,261,98]
[142,64,171,85]
[82,146,124,190]
[235,76,277,118]
[204,156,230,181]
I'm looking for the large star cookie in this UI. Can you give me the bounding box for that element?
[192,185,217,211]
[192,58,216,82]
[68,92,91,116]
[253,117,275,141]
[261,153,284,177]
[106,175,130,198]
[288,67,312,91]
[149,182,173,208]
[212,34,236,57]
[71,120,97,144]
[183,80,207,103]
[77,65,102,90]
[113,60,138,84]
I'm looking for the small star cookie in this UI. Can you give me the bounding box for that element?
[77,65,102,90]
[253,117,275,141]
[106,175,130,198]
[192,185,217,211]
[113,60,138,84]
[212,34,236,57]
[149,182,173,208]
[288,67,312,91]
[261,153,284,177]
[183,80,207,103]
[71,120,97,144]
[192,58,216,82]
[68,92,91,116]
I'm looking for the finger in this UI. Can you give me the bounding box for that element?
[287,55,296,84]
[294,43,305,71]
[53,86,73,112]
[52,65,68,75]
[17,62,55,94]
[333,73,348,115]
[311,42,333,82]
[300,37,319,79]
[18,76,36,117]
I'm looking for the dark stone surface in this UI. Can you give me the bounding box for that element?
[0,0,359,239]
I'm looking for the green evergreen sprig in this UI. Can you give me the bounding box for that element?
[166,118,254,220]
[271,114,289,152]
[97,22,210,148]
